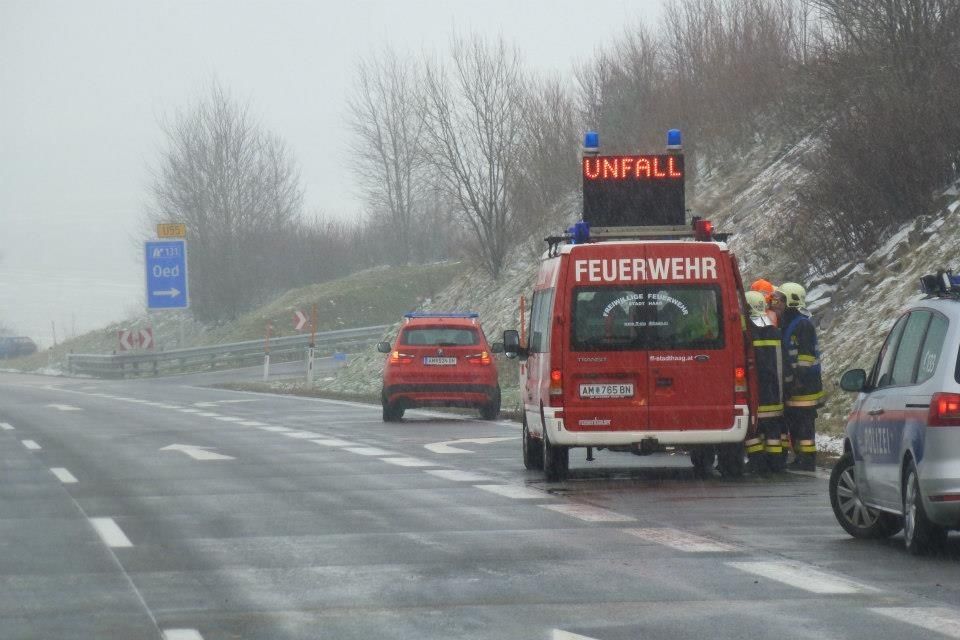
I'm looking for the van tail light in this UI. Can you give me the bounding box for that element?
[466,351,492,365]
[929,392,960,426]
[389,350,415,365]
[549,368,563,396]
[734,366,748,405]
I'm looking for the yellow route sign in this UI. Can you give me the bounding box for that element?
[157,223,187,238]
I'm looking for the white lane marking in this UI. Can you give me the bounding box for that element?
[163,630,205,640]
[50,467,78,484]
[160,444,235,461]
[0,422,13,430]
[154,404,180,409]
[623,528,735,552]
[283,431,321,439]
[260,426,292,432]
[89,517,133,548]
[46,404,82,411]
[425,469,491,482]
[541,504,636,522]
[196,412,221,418]
[214,416,243,422]
[311,438,355,447]
[424,436,517,454]
[553,630,601,640]
[240,421,267,426]
[381,457,436,467]
[178,409,202,414]
[22,440,41,450]
[475,484,548,500]
[345,446,396,456]
[727,561,874,594]
[871,607,960,638]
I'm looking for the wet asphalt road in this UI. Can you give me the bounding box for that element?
[2,369,960,640]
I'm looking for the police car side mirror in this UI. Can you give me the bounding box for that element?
[376,341,392,354]
[490,342,504,354]
[502,330,527,360]
[839,369,867,393]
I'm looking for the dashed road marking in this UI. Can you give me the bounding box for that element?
[871,607,960,638]
[240,421,267,426]
[196,412,221,418]
[345,446,396,456]
[553,630,601,640]
[178,409,202,414]
[50,467,78,484]
[381,457,436,467]
[163,631,205,640]
[475,484,548,500]
[623,528,735,552]
[22,439,41,450]
[425,469,491,482]
[727,561,874,594]
[89,517,133,548]
[214,416,243,422]
[541,503,636,522]
[46,404,82,411]
[311,438,355,447]
[260,426,292,432]
[0,422,13,430]
[283,430,322,439]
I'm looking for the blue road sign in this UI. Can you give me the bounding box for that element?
[145,240,189,310]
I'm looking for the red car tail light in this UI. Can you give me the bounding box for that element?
[389,350,415,365]
[929,392,960,426]
[466,351,492,365]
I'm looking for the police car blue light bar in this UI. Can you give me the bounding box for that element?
[404,312,479,319]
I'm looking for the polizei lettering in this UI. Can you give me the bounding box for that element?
[573,257,717,283]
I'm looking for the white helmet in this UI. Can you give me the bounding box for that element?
[779,282,806,309]
[745,290,767,318]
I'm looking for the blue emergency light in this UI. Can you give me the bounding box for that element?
[583,131,599,154]
[404,312,479,319]
[567,220,591,244]
[667,129,682,150]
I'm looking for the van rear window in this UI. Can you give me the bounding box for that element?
[400,327,479,346]
[571,285,723,351]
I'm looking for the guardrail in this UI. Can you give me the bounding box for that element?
[66,325,390,379]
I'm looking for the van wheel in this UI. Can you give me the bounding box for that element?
[829,453,900,539]
[690,446,715,478]
[522,415,543,470]
[479,386,501,420]
[717,443,745,478]
[903,461,947,555]
[543,429,568,482]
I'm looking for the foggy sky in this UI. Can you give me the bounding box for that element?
[0,0,662,344]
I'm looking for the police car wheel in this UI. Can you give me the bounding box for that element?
[542,429,568,482]
[717,443,745,478]
[829,453,900,540]
[903,461,946,554]
[522,415,543,470]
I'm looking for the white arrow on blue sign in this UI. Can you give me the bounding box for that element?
[145,240,189,310]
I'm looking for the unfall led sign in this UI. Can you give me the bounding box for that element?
[157,223,187,238]
[582,154,685,227]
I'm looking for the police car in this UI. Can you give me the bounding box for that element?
[831,270,960,554]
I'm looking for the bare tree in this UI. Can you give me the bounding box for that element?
[347,48,426,265]
[148,80,303,322]
[422,35,528,279]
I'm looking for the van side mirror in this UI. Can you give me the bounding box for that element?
[490,342,504,354]
[376,341,392,354]
[839,369,867,392]
[502,330,527,360]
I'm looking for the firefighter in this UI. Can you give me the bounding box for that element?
[778,282,823,471]
[750,278,780,326]
[744,291,785,473]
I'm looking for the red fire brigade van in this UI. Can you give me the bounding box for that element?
[503,130,756,481]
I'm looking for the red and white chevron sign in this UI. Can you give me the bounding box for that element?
[293,310,309,332]
[118,328,154,351]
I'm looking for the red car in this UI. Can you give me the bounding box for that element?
[377,312,501,422]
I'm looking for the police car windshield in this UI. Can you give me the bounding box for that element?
[400,327,479,347]
[571,285,723,351]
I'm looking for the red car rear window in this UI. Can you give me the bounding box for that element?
[400,327,480,346]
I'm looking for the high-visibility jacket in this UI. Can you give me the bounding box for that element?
[781,309,824,408]
[750,316,784,418]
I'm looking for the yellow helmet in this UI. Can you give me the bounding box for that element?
[745,290,767,317]
[779,282,806,309]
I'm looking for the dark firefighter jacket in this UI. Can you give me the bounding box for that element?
[749,317,785,418]
[781,308,824,408]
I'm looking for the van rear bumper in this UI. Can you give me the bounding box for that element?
[537,405,749,446]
